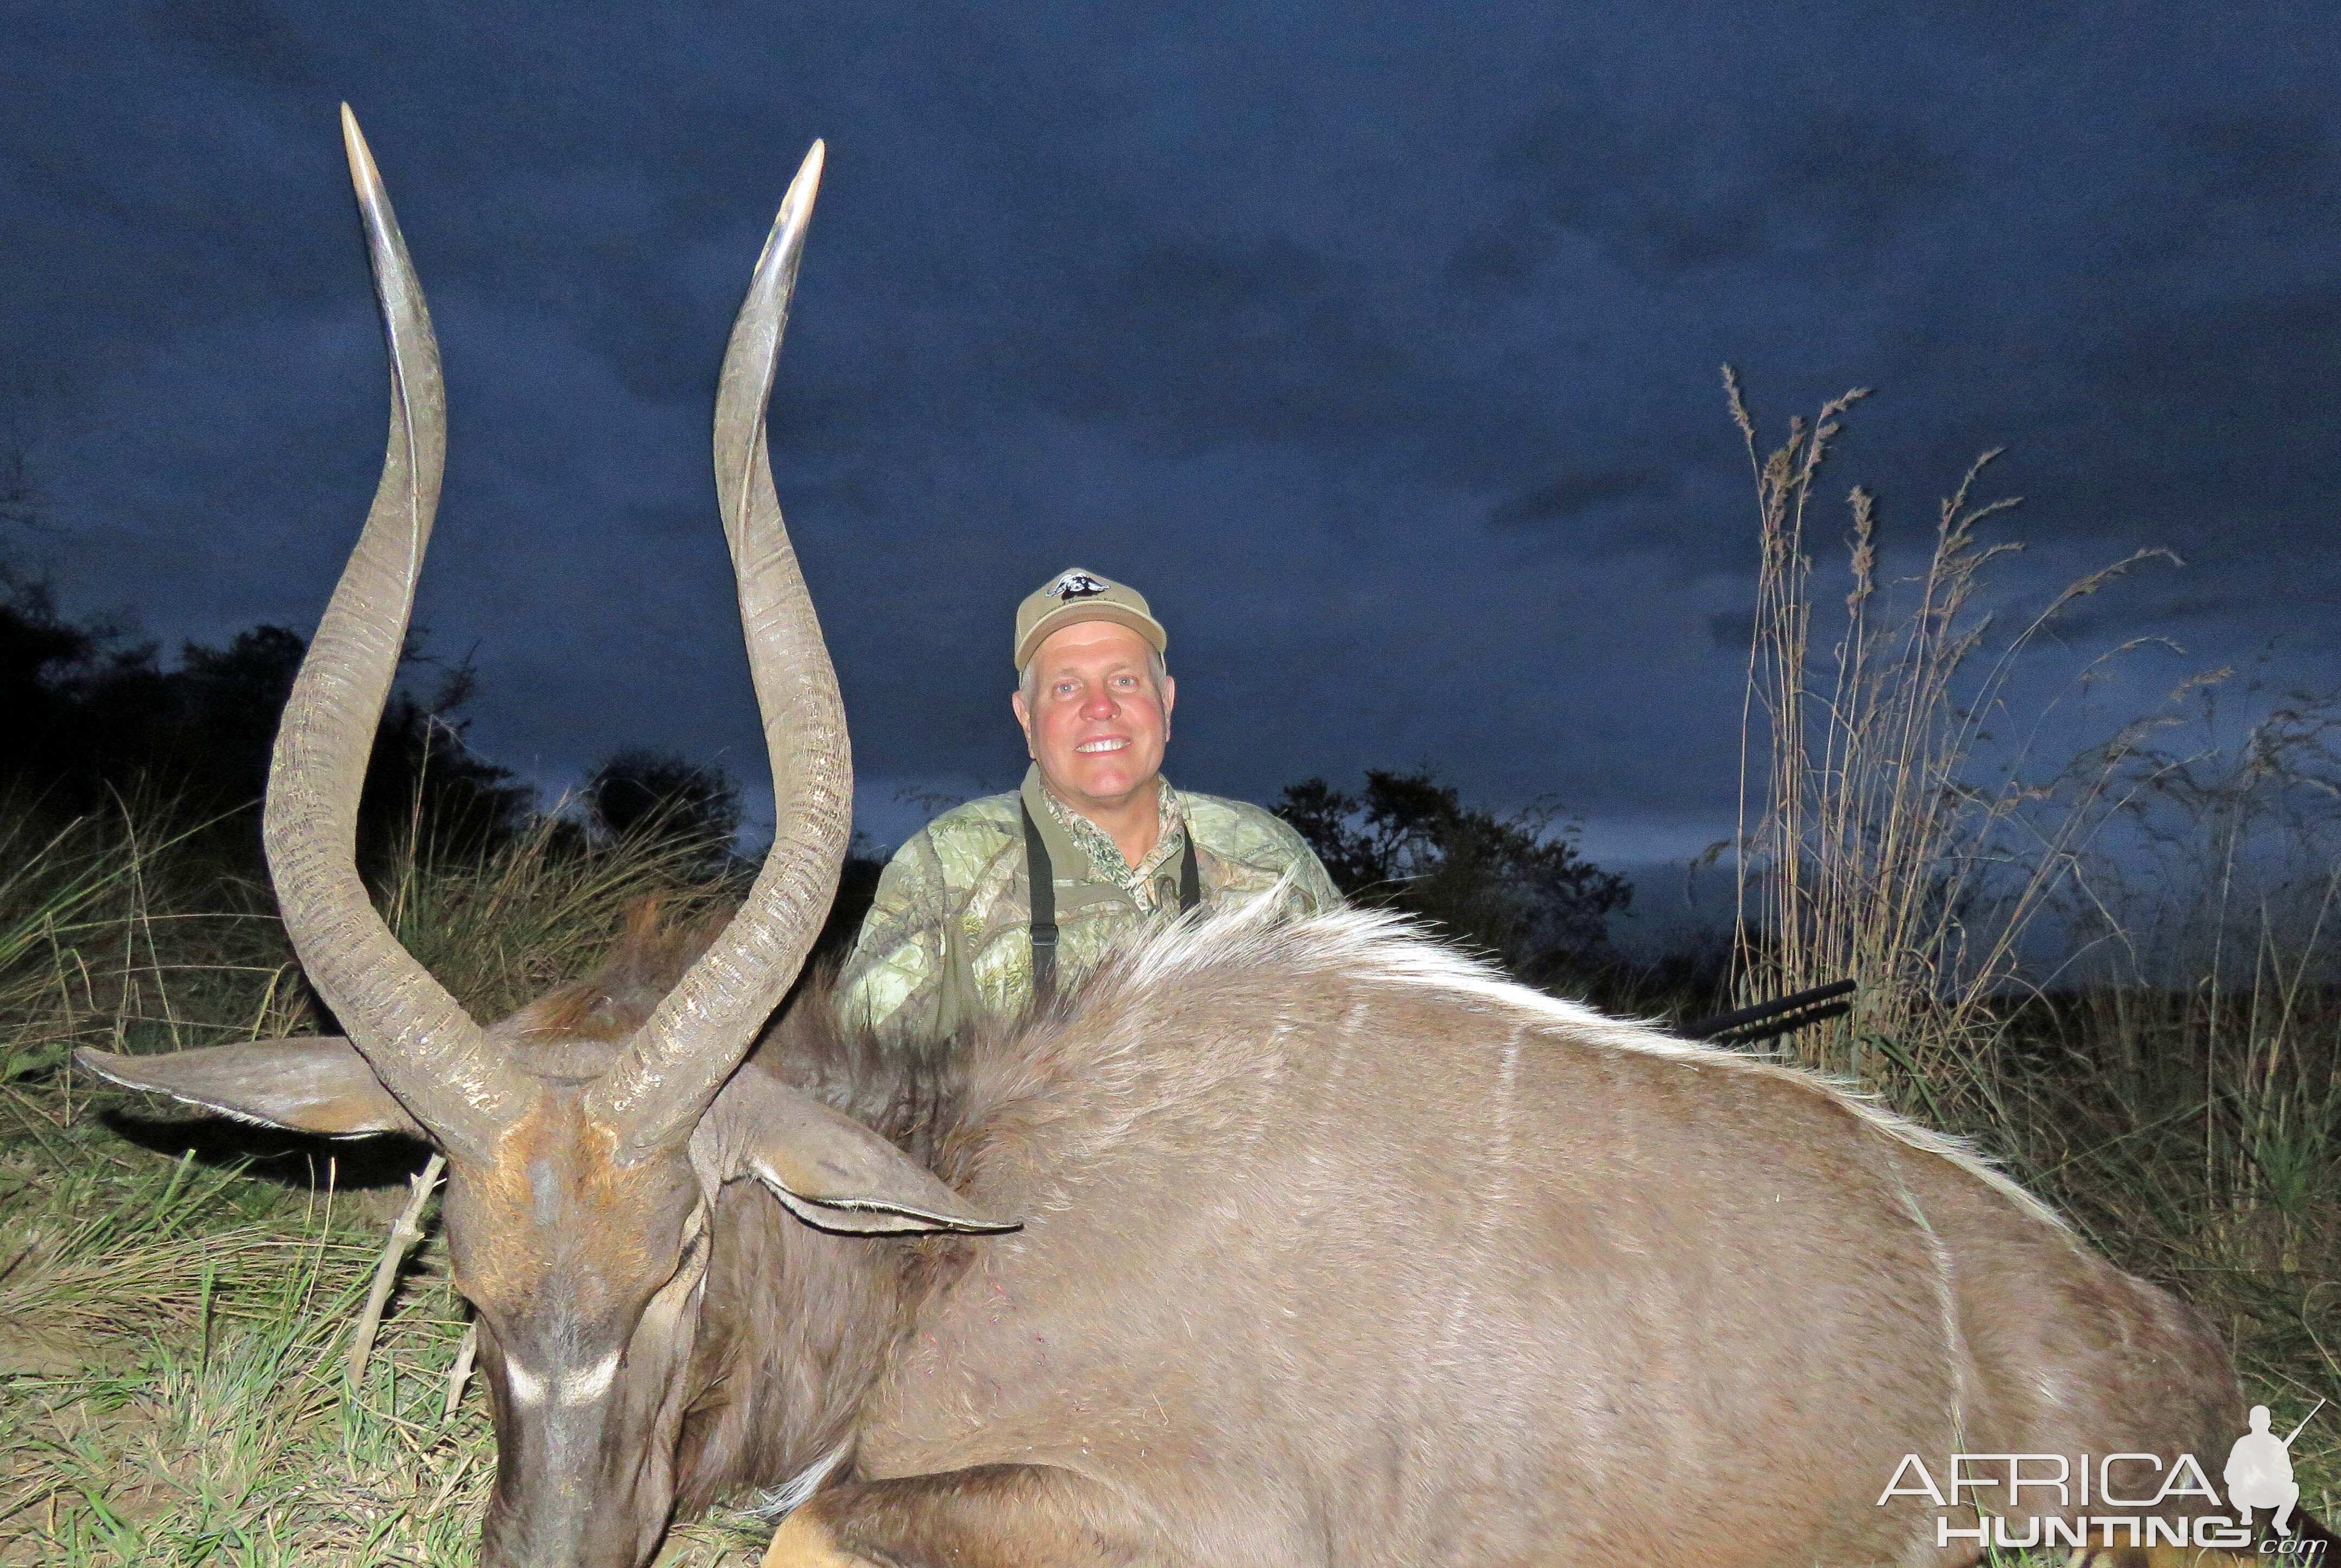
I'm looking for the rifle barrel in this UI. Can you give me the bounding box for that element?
[1682,979,1856,1041]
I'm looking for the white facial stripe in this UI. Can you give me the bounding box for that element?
[503,1358,549,1405]
[559,1350,622,1403]
[502,1350,621,1407]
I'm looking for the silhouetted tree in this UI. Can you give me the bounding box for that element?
[583,749,745,865]
[353,656,535,870]
[0,572,528,871]
[2,572,170,800]
[1276,768,1631,988]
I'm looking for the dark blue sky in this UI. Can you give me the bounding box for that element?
[6,2,2336,893]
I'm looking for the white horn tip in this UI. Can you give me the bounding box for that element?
[751,141,825,276]
[785,141,826,213]
[340,104,381,192]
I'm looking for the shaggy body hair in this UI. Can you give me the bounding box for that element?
[530,897,2241,1564]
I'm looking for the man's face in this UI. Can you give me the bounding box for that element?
[1011,621,1175,814]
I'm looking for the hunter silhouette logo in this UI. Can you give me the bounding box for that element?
[1049,571,1111,600]
[2228,1401,2321,1539]
[1878,1402,2327,1555]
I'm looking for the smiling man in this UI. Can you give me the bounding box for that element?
[837,567,1340,1045]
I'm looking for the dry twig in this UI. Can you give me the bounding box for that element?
[445,1320,478,1419]
[346,1152,445,1387]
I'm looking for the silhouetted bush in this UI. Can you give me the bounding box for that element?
[0,573,529,874]
[1276,767,1630,989]
[583,749,745,859]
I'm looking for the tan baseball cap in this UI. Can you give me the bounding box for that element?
[1014,568,1168,672]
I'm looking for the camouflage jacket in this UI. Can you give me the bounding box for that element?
[836,765,1342,1045]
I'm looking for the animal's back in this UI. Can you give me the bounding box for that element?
[1875,1126,2243,1502]
[850,913,2026,1565]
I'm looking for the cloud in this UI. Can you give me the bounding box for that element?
[1763,109,1965,253]
[7,0,2338,858]
[2163,105,2333,199]
[1029,235,1407,453]
[1706,610,1753,652]
[1490,466,1673,530]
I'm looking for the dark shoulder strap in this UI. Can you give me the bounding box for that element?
[1022,801,1057,1006]
[1178,830,1200,913]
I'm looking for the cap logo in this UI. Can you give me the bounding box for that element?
[1048,571,1111,601]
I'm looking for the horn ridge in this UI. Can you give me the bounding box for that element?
[591,142,850,1147]
[260,107,515,1155]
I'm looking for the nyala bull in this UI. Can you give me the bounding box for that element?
[80,110,2307,1568]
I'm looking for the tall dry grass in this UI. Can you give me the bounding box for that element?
[1723,372,2339,1513]
[0,806,765,1565]
[1725,369,2190,1105]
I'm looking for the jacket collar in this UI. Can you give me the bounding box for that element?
[1019,763,1185,887]
[1020,763,1096,878]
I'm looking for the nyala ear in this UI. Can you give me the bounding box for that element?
[75,1040,427,1139]
[699,1066,1017,1236]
